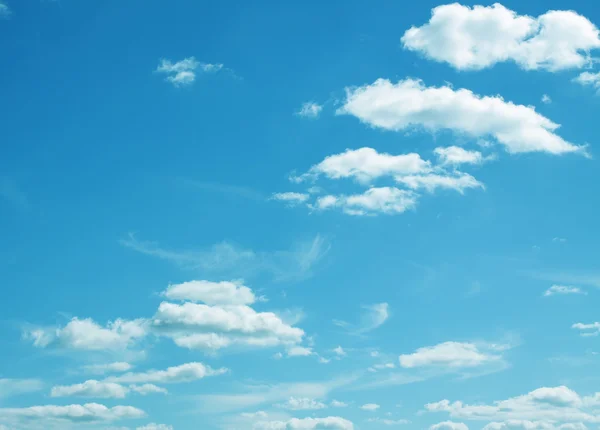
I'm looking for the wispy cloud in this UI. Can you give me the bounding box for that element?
[119,233,330,282]
[0,2,11,18]
[155,57,225,87]
[333,303,389,335]
[296,102,323,119]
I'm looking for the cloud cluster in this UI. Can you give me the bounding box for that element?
[401,3,600,71]
[399,341,503,369]
[156,57,223,87]
[0,403,145,424]
[254,416,354,429]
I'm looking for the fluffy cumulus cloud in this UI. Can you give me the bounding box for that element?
[360,403,381,411]
[571,322,600,337]
[254,416,354,429]
[107,362,227,384]
[0,403,145,424]
[156,57,223,87]
[162,280,256,305]
[401,3,600,71]
[399,341,502,368]
[24,317,147,351]
[430,422,469,430]
[313,187,418,216]
[297,102,323,118]
[338,79,584,155]
[51,380,130,399]
[425,385,600,425]
[434,146,486,166]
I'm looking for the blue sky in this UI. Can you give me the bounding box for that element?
[1,0,600,429]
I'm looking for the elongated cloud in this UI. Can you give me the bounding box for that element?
[162,280,256,305]
[51,380,129,399]
[107,362,227,384]
[0,403,145,423]
[402,3,600,71]
[399,341,501,368]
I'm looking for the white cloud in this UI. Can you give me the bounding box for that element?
[333,346,346,357]
[338,78,585,155]
[399,341,501,368]
[0,379,43,398]
[574,72,600,93]
[0,403,145,423]
[152,301,305,351]
[331,400,348,408]
[425,386,600,424]
[572,322,600,337]
[295,147,431,183]
[297,102,323,118]
[82,362,133,375]
[272,192,311,206]
[254,416,354,429]
[156,57,223,87]
[361,403,380,411]
[401,3,600,71]
[50,380,129,399]
[314,187,418,216]
[368,417,410,425]
[137,424,173,430]
[483,421,587,429]
[395,172,483,194]
[24,317,147,351]
[543,285,586,297]
[129,384,168,395]
[434,146,486,166]
[107,362,226,384]
[541,95,552,104]
[286,346,314,357]
[162,280,256,305]
[277,397,327,410]
[334,303,389,334]
[430,422,469,430]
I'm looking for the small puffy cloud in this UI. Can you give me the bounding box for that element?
[333,346,346,357]
[82,362,133,375]
[0,403,145,423]
[23,317,147,351]
[361,403,381,411]
[430,422,469,430]
[297,102,323,118]
[130,384,168,395]
[137,424,173,430]
[156,57,223,87]
[50,380,129,399]
[272,192,310,207]
[399,341,501,368]
[425,385,600,424]
[401,3,600,71]
[277,397,327,410]
[571,322,600,337]
[544,285,586,297]
[314,187,418,216]
[255,416,354,429]
[573,72,600,93]
[338,78,584,155]
[286,346,314,357]
[434,146,486,166]
[331,400,348,408]
[0,379,43,398]
[541,94,552,104]
[107,362,227,384]
[162,280,256,305]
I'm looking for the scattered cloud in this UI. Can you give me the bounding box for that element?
[137,424,173,430]
[106,362,227,384]
[333,346,346,357]
[430,422,469,430]
[338,78,585,155]
[425,386,600,425]
[572,322,600,337]
[271,192,310,207]
[156,57,223,87]
[0,403,145,425]
[296,102,323,119]
[23,317,147,351]
[399,341,503,369]
[368,417,411,425]
[277,397,327,410]
[50,380,129,399]
[162,280,256,305]
[574,72,600,93]
[313,187,418,216]
[331,400,348,408]
[542,94,552,104]
[401,3,600,71]
[434,146,487,166]
[543,285,586,297]
[129,384,168,396]
[120,233,330,282]
[361,403,381,411]
[254,416,354,429]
